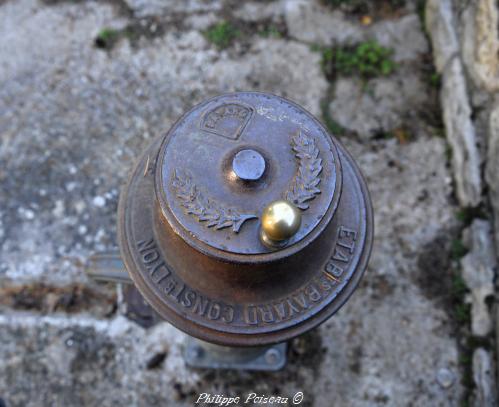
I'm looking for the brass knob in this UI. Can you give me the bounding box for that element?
[260,200,301,248]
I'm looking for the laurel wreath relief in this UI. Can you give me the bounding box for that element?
[284,130,323,210]
[172,130,322,233]
[172,169,257,233]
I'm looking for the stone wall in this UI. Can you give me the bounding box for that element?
[426,0,498,405]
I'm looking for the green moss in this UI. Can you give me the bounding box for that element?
[450,239,468,261]
[433,126,445,138]
[321,41,396,80]
[459,353,472,366]
[429,72,441,88]
[450,271,471,343]
[95,28,121,49]
[455,207,489,225]
[450,271,471,353]
[94,20,166,50]
[455,210,469,224]
[204,21,240,49]
[455,303,471,324]
[310,43,324,53]
[451,274,468,298]
[258,25,283,39]
[459,350,474,396]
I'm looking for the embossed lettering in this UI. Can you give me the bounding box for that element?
[332,248,349,262]
[208,303,221,320]
[324,225,357,279]
[244,306,258,325]
[155,270,170,285]
[243,281,331,325]
[149,261,170,278]
[286,298,301,317]
[137,239,155,252]
[136,238,237,326]
[222,306,234,323]
[293,292,309,310]
[319,275,334,291]
[163,279,177,295]
[181,290,196,308]
[273,302,287,321]
[339,226,357,241]
[306,284,322,302]
[337,226,357,254]
[336,240,355,254]
[193,295,210,316]
[137,239,161,265]
[171,283,186,302]
[325,262,344,278]
[143,250,159,264]
[259,304,275,323]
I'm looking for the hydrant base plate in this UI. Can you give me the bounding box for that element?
[184,338,287,371]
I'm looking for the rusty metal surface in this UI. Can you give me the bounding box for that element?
[118,92,373,346]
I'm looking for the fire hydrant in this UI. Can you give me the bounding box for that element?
[87,92,373,370]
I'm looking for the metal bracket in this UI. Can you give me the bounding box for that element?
[184,337,287,371]
[86,252,132,284]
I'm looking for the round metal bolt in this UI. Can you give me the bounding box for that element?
[232,149,266,181]
[260,200,301,248]
[265,348,281,365]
